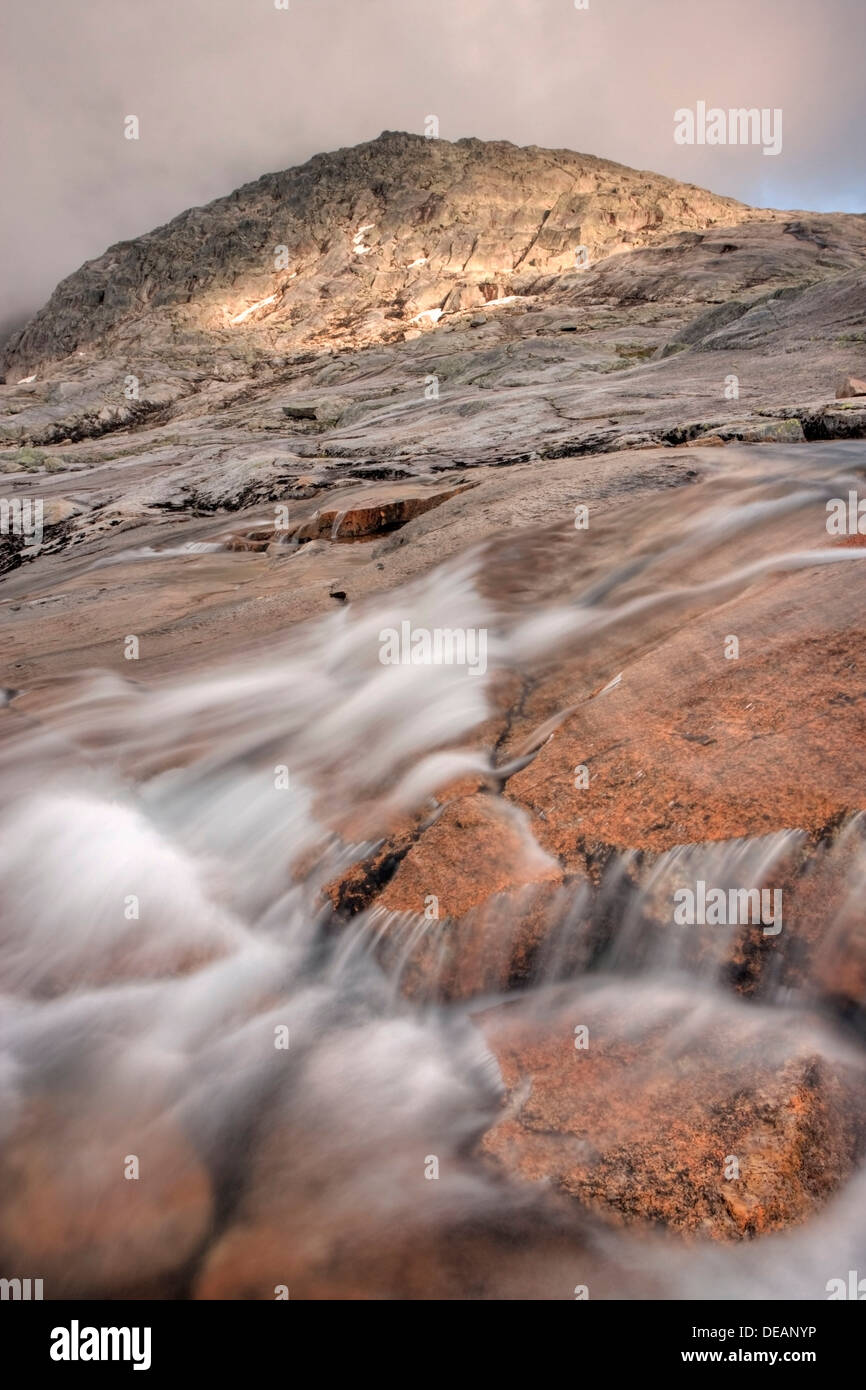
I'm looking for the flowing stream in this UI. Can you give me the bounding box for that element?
[1,441,865,1298]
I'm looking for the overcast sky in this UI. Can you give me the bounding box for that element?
[2,0,864,344]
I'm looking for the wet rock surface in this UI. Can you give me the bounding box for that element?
[478,985,866,1240]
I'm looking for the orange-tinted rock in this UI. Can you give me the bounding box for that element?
[0,1087,212,1297]
[775,816,866,1013]
[836,376,866,398]
[351,793,568,999]
[478,986,866,1239]
[369,881,580,1001]
[295,486,468,541]
[508,567,866,860]
[377,794,560,918]
[328,553,866,1004]
[192,1016,647,1300]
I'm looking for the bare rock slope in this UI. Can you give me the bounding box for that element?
[2,131,755,378]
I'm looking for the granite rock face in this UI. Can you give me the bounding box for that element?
[2,131,755,379]
[479,985,866,1240]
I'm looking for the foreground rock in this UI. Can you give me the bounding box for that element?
[0,1070,212,1298]
[478,984,866,1239]
[329,794,568,999]
[837,376,866,398]
[191,1013,647,1300]
[323,487,866,1007]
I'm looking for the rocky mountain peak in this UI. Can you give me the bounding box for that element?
[2,132,756,380]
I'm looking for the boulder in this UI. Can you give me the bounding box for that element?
[478,984,866,1238]
[282,399,348,426]
[294,484,467,540]
[338,794,567,999]
[836,376,866,399]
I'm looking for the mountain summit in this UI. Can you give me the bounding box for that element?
[1,132,864,474]
[3,131,757,378]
